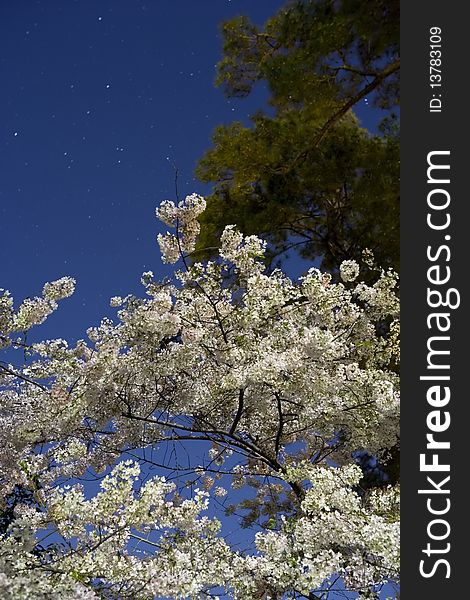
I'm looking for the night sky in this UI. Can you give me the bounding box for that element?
[1,0,289,342]
[2,0,380,344]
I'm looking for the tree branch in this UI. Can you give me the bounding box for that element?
[313,59,400,147]
[0,363,47,391]
[275,59,400,174]
[274,392,284,457]
[229,388,245,435]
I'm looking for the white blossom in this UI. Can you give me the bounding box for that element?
[0,194,400,599]
[42,276,76,301]
[156,193,206,263]
[340,259,360,282]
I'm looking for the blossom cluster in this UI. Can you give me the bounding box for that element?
[0,276,75,337]
[0,195,400,598]
[156,193,206,263]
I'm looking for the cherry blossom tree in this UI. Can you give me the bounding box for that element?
[0,194,399,599]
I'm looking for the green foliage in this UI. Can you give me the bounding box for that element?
[216,0,399,108]
[195,0,400,276]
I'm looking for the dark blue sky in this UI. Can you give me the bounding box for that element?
[1,0,288,341]
[1,0,380,343]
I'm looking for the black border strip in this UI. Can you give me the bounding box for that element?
[401,2,467,597]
